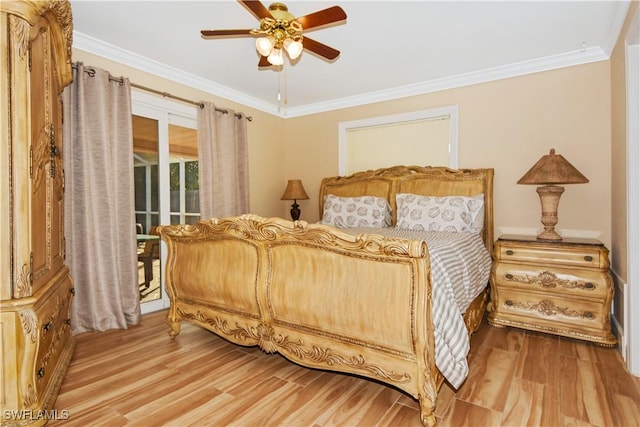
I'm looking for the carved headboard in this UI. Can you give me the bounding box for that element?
[319,166,495,252]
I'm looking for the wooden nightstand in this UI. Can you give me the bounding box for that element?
[488,235,616,347]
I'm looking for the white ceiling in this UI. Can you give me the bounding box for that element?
[70,0,630,118]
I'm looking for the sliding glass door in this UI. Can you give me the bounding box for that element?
[132,90,198,314]
[133,115,161,306]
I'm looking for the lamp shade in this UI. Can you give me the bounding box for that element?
[517,149,589,185]
[267,48,284,66]
[281,179,309,200]
[256,36,275,56]
[284,38,303,59]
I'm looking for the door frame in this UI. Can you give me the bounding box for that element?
[625,6,640,375]
[132,90,197,314]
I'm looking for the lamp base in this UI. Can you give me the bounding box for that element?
[537,229,563,241]
[290,200,301,221]
[536,185,564,241]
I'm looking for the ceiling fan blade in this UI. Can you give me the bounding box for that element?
[295,6,347,31]
[303,37,340,60]
[239,0,272,20]
[201,29,254,38]
[258,55,271,67]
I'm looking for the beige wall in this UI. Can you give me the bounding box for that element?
[72,49,287,219]
[75,48,613,248]
[284,63,612,247]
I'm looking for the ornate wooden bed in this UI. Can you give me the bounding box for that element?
[158,165,494,426]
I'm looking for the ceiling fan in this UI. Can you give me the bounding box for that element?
[201,1,347,67]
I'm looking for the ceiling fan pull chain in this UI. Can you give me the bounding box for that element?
[284,62,288,105]
[277,68,282,111]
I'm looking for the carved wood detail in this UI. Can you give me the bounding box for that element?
[47,0,73,61]
[14,262,32,298]
[178,309,412,384]
[504,298,593,319]
[23,383,37,408]
[161,214,428,259]
[18,309,38,343]
[32,126,51,191]
[505,270,597,290]
[9,14,30,59]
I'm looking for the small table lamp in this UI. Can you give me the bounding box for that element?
[281,179,309,221]
[518,148,589,241]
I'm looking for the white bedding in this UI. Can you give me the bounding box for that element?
[346,227,492,388]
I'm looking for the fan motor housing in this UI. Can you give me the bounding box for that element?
[268,2,295,21]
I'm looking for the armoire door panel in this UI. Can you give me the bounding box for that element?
[29,18,64,295]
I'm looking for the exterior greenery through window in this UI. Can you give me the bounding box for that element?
[170,159,200,225]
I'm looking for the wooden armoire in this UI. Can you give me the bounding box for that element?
[1,1,75,423]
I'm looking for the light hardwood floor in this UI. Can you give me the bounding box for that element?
[50,310,640,427]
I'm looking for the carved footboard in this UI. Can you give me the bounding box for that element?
[158,215,443,426]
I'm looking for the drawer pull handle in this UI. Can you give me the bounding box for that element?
[37,368,45,378]
[585,282,595,289]
[43,321,52,332]
[70,287,75,295]
[506,250,514,256]
[584,311,594,319]
[505,300,513,306]
[584,255,593,262]
[66,318,72,325]
[505,273,514,280]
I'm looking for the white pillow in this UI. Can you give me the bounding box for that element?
[321,194,392,228]
[396,193,485,233]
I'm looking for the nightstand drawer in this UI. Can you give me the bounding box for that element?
[494,289,608,332]
[493,263,610,299]
[497,244,605,268]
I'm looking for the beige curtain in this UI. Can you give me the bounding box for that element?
[197,102,250,218]
[62,63,140,334]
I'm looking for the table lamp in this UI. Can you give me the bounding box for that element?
[281,179,309,221]
[518,148,589,241]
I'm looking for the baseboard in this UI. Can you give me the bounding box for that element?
[610,270,628,363]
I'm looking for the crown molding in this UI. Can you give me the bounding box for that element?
[74,29,611,119]
[72,31,280,116]
[284,46,609,117]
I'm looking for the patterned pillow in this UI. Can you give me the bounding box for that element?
[396,193,485,233]
[321,195,392,228]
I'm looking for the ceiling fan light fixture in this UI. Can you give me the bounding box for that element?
[201,2,347,67]
[284,38,303,60]
[256,36,275,56]
[267,48,284,65]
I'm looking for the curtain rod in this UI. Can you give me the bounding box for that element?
[71,64,253,121]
